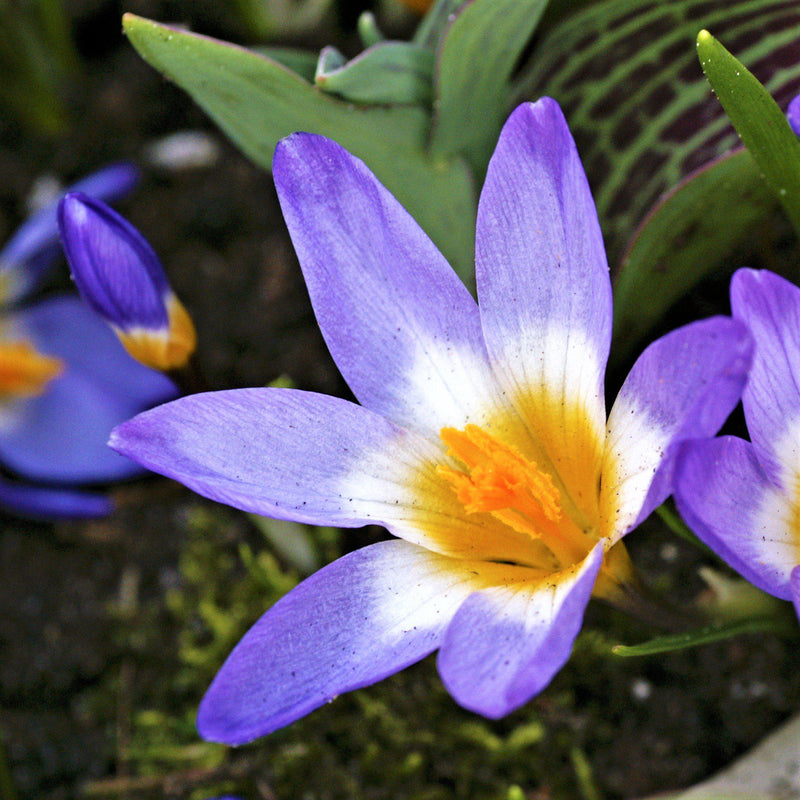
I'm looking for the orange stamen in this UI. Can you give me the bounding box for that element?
[437,424,594,567]
[439,425,561,523]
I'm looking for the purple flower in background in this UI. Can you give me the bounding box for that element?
[0,164,177,520]
[676,269,800,620]
[110,99,751,744]
[58,192,196,372]
[787,94,800,137]
[1,163,140,303]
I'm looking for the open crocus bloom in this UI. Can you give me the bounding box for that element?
[111,98,752,744]
[0,165,177,519]
[676,268,800,620]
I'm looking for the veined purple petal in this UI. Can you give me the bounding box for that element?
[111,387,421,524]
[111,388,559,566]
[273,133,498,437]
[475,98,611,508]
[476,99,611,427]
[197,539,532,744]
[0,477,112,520]
[437,543,603,718]
[603,316,752,539]
[674,436,796,600]
[730,268,800,482]
[0,296,176,483]
[58,192,169,332]
[0,163,139,303]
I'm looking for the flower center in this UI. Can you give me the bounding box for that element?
[0,340,63,401]
[437,424,590,566]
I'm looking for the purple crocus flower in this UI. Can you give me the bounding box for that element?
[0,165,177,519]
[675,268,800,620]
[58,193,196,372]
[110,99,752,744]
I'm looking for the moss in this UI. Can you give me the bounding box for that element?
[82,501,800,800]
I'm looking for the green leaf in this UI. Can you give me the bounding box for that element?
[315,42,434,106]
[430,0,550,172]
[413,0,467,49]
[612,149,778,362]
[254,45,319,81]
[612,615,797,657]
[697,29,800,235]
[123,14,476,282]
[357,11,384,49]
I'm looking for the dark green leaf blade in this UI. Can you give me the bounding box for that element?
[612,149,778,361]
[613,616,797,658]
[697,28,800,235]
[430,0,550,173]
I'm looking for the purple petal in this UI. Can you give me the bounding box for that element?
[730,268,800,481]
[474,99,611,512]
[437,543,603,718]
[58,192,169,331]
[197,540,525,743]
[603,316,752,538]
[476,99,611,430]
[0,477,111,520]
[788,95,800,138]
[0,163,140,302]
[0,296,176,483]
[111,387,424,524]
[674,436,795,600]
[273,133,498,436]
[111,389,553,565]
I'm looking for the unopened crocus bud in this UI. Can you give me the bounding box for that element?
[57,192,196,372]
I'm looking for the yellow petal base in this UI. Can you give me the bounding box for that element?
[119,294,196,372]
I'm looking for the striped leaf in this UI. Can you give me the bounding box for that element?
[522,0,800,266]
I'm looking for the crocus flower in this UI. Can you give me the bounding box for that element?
[110,98,752,744]
[58,192,197,372]
[675,268,800,621]
[0,165,177,519]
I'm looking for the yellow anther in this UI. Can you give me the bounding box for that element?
[438,424,561,523]
[0,340,63,400]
